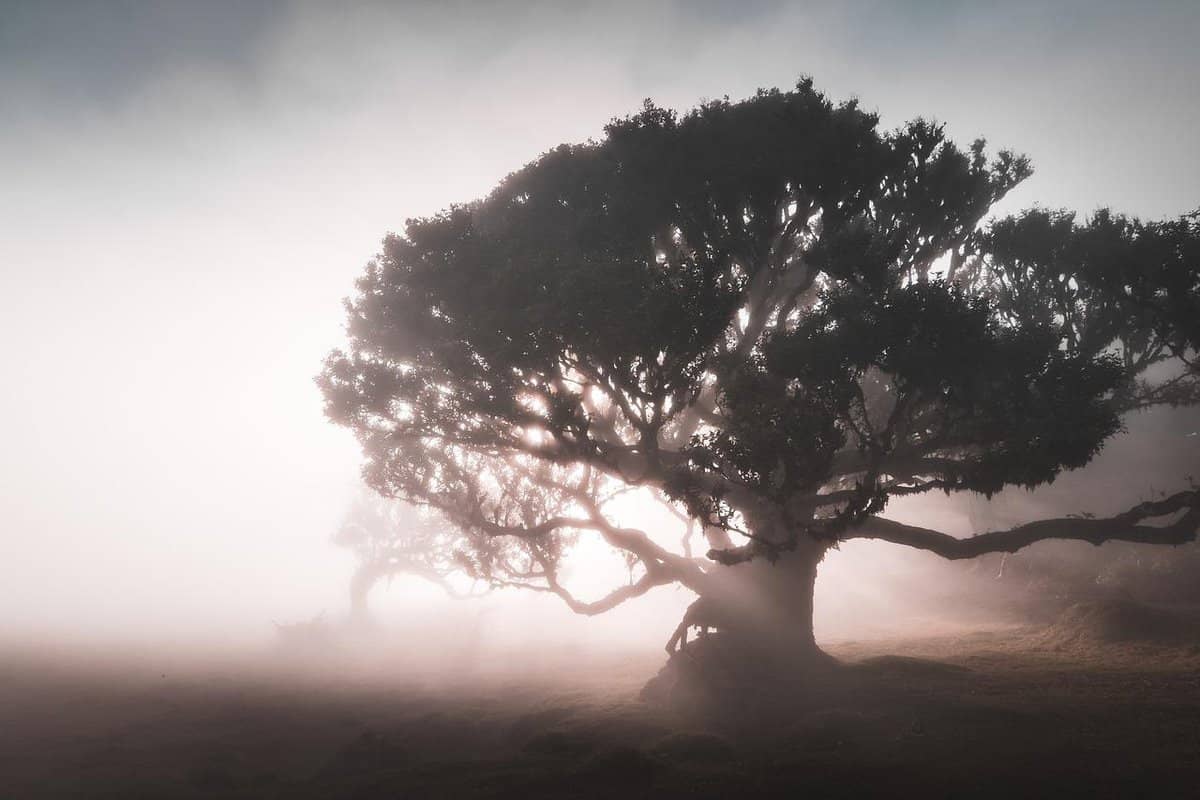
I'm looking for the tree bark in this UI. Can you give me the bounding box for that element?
[645,535,831,706]
[679,534,830,664]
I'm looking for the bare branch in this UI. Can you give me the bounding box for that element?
[538,568,675,616]
[844,489,1200,559]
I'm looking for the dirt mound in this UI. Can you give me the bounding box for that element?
[639,634,838,716]
[1036,599,1200,647]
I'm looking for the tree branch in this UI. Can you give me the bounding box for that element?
[537,568,675,616]
[843,489,1200,559]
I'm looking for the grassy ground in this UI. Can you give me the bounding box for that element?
[3,622,1200,799]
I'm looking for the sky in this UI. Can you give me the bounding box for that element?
[2,0,1198,647]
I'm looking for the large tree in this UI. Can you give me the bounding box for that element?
[319,80,1200,673]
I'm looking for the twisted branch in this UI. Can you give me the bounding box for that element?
[843,489,1200,559]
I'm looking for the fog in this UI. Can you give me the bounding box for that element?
[3,0,1199,666]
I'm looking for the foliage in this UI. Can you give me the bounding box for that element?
[319,79,1200,632]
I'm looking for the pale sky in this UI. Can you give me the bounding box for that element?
[2,0,1198,646]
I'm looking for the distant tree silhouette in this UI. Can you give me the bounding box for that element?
[319,80,1199,675]
[334,493,477,625]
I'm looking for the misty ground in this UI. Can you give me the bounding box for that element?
[5,607,1200,800]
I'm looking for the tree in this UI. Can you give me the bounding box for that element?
[334,492,478,626]
[318,80,1200,676]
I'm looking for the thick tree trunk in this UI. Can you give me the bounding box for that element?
[699,537,828,660]
[728,549,821,651]
[644,538,832,707]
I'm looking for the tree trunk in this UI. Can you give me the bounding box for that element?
[348,562,386,626]
[643,537,832,707]
[699,536,829,661]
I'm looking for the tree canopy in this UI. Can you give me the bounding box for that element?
[319,80,1199,649]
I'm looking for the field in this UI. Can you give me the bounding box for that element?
[4,619,1200,799]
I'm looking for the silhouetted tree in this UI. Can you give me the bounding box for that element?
[319,80,1200,674]
[334,492,476,625]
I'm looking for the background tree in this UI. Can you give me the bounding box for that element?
[319,80,1200,674]
[334,492,477,626]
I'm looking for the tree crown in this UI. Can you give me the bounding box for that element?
[320,80,1199,608]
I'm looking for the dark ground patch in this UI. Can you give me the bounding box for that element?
[3,625,1200,799]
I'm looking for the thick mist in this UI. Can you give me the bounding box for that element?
[3,0,1199,669]
[4,6,1200,799]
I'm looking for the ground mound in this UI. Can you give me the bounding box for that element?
[1036,598,1200,647]
[639,634,981,727]
[639,634,841,717]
